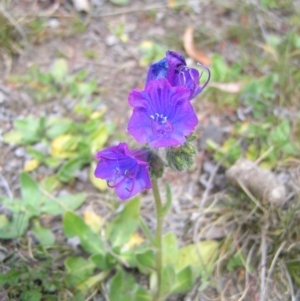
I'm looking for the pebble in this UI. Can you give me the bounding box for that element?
[47,18,60,28]
[14,147,26,158]
[0,91,7,104]
[75,168,88,182]
[32,142,48,153]
[105,35,119,46]
[58,189,69,197]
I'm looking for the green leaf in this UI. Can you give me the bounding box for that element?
[76,270,110,293]
[63,211,105,255]
[210,54,228,82]
[90,253,116,271]
[226,252,245,272]
[77,81,97,95]
[109,0,129,6]
[175,241,219,279]
[21,290,42,301]
[0,213,30,239]
[133,286,152,301]
[40,175,60,193]
[31,220,55,246]
[160,264,176,298]
[14,117,43,144]
[107,197,140,248]
[108,269,136,301]
[58,157,88,183]
[44,157,61,168]
[51,59,68,82]
[42,193,86,215]
[136,249,156,274]
[89,124,109,155]
[3,130,23,144]
[270,119,290,145]
[27,148,45,162]
[163,232,178,265]
[171,266,194,294]
[65,256,95,287]
[20,172,41,216]
[0,197,27,214]
[46,119,73,139]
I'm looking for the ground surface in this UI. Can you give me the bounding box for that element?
[1,0,300,300]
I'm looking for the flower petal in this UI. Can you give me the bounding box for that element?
[128,78,197,148]
[145,58,168,84]
[94,143,151,200]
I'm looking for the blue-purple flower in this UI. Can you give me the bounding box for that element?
[146,50,210,100]
[127,78,198,148]
[94,143,151,200]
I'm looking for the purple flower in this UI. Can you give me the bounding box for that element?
[146,50,210,100]
[127,78,198,148]
[94,143,152,200]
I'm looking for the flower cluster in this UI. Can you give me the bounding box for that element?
[94,51,210,200]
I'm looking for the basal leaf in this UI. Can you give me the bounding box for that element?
[51,59,68,83]
[163,232,178,265]
[65,256,95,287]
[171,266,194,294]
[160,264,176,298]
[63,211,104,255]
[136,249,155,274]
[20,172,41,215]
[175,241,219,279]
[133,286,152,301]
[106,197,140,248]
[109,269,136,301]
[31,220,55,246]
[0,213,30,239]
[42,193,86,215]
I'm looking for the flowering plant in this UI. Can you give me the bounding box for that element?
[94,51,210,300]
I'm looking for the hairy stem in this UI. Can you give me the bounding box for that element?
[152,177,164,301]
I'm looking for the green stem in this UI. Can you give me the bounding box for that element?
[139,217,156,247]
[152,177,164,301]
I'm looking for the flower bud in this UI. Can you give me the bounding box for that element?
[149,150,164,178]
[166,141,196,171]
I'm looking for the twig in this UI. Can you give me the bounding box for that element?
[266,241,287,281]
[0,173,13,199]
[260,227,267,301]
[19,0,206,18]
[255,146,274,165]
[246,243,256,287]
[281,261,295,301]
[237,179,266,213]
[0,4,29,53]
[237,283,251,301]
[193,136,244,243]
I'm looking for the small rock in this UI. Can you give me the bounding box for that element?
[91,0,105,6]
[203,226,226,240]
[32,142,48,153]
[75,168,88,182]
[226,158,287,207]
[67,237,80,249]
[200,123,224,149]
[14,147,26,158]
[58,189,69,197]
[0,91,7,104]
[105,35,119,46]
[47,18,60,28]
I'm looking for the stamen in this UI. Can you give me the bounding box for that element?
[107,167,133,188]
[197,63,211,90]
[125,165,139,193]
[187,68,196,97]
